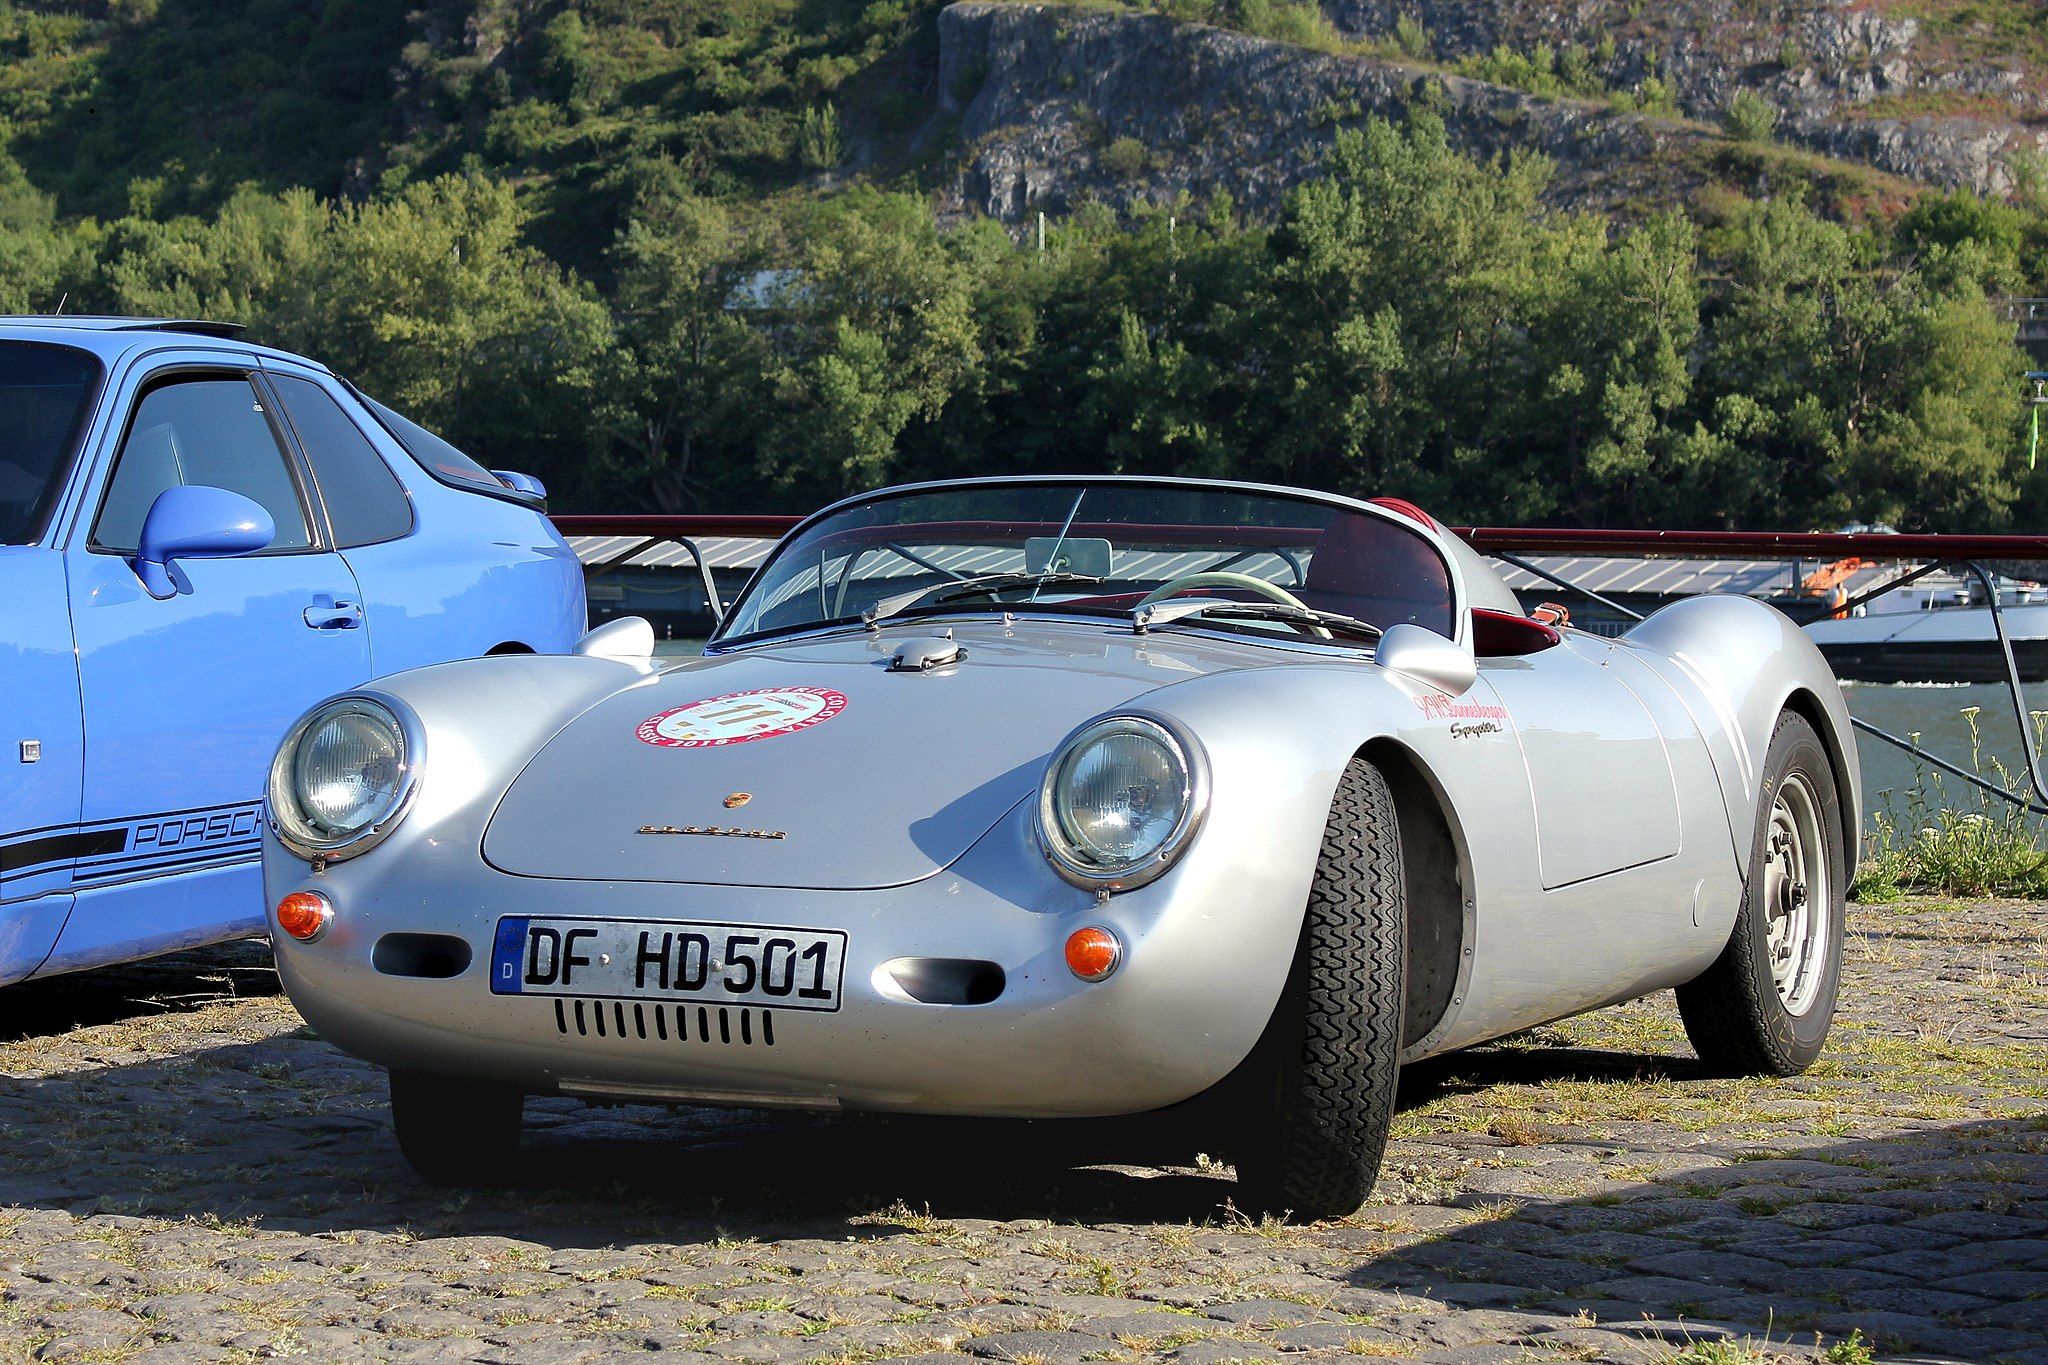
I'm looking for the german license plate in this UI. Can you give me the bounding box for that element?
[490,916,846,1012]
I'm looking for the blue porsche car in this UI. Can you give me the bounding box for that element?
[1,318,585,985]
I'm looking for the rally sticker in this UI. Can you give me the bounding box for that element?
[636,687,849,749]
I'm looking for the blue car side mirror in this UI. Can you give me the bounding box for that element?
[133,486,275,599]
[491,469,547,502]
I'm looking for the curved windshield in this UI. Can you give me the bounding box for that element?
[0,341,103,545]
[714,482,1455,646]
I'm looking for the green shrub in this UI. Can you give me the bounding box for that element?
[797,102,842,171]
[1234,0,1348,53]
[1460,40,1607,100]
[1853,708,2048,901]
[1724,88,1780,142]
[1393,12,1430,60]
[1099,135,1150,180]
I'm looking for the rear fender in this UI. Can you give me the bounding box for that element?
[1621,596,1862,877]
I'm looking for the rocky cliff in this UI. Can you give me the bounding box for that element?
[1323,0,2041,194]
[938,3,1710,219]
[935,1,2037,225]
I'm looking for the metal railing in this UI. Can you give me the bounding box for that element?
[554,514,2048,816]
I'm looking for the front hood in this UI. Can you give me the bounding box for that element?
[481,619,1278,889]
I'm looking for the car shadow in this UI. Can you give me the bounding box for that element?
[0,939,279,1043]
[1,948,2039,1357]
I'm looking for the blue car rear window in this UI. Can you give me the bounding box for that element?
[356,393,505,496]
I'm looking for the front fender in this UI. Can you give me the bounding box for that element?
[1110,661,1491,1063]
[1621,596,1862,876]
[263,654,664,897]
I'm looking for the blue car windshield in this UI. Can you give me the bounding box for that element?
[0,341,102,545]
[714,481,1457,645]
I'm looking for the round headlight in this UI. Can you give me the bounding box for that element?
[1038,716,1207,889]
[268,696,420,861]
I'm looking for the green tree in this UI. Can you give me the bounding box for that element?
[1259,113,1555,514]
[1895,189,2026,291]
[284,175,614,492]
[1723,89,1780,142]
[797,102,843,171]
[1694,195,2026,530]
[97,185,329,323]
[0,153,92,312]
[1535,212,1705,522]
[1842,260,2026,529]
[604,189,767,511]
[1392,13,1430,60]
[761,190,979,496]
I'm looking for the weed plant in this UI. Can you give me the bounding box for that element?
[1852,706,2048,900]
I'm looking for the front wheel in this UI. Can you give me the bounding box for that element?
[389,1070,524,1184]
[1233,756,1406,1220]
[1677,711,1846,1075]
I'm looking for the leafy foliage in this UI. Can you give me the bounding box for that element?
[0,4,2035,530]
[1724,89,1780,142]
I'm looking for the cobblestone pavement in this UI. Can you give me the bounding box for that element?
[0,898,2043,1365]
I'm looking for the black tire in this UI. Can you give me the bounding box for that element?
[388,1070,524,1184]
[1234,756,1406,1220]
[1677,711,1845,1076]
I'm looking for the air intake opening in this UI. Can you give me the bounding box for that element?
[883,957,1006,1006]
[372,932,473,979]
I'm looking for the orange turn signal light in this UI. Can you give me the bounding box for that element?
[274,890,332,943]
[1064,925,1122,982]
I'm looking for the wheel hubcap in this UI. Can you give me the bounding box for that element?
[1763,772,1830,1016]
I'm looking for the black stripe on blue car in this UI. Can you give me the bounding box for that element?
[0,800,265,892]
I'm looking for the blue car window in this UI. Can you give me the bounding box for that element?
[269,375,413,547]
[0,341,102,545]
[93,377,313,553]
[355,393,505,495]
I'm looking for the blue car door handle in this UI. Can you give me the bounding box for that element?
[303,597,363,630]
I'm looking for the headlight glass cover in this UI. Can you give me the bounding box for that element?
[1038,716,1206,888]
[269,696,419,860]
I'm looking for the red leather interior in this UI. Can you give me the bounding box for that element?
[1471,607,1562,657]
[1366,496,1438,530]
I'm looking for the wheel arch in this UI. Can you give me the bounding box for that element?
[1780,685,1860,880]
[1356,737,1472,1056]
[485,641,535,656]
[1624,595,1862,884]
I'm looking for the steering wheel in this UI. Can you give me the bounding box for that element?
[1136,572,1331,639]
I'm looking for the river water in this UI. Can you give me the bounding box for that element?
[653,641,2023,832]
[1843,682,2045,828]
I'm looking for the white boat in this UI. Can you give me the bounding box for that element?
[1801,575,2048,684]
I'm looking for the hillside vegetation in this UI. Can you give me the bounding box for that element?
[0,0,2041,530]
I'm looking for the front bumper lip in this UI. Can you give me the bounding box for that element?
[268,847,1281,1120]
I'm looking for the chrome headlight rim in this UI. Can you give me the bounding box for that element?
[1036,713,1210,891]
[267,691,424,863]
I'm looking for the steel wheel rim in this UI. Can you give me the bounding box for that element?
[1763,771,1830,1016]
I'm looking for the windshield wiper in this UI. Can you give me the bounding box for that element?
[1130,598,1384,642]
[862,571,1103,630]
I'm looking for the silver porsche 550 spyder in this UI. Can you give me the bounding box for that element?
[262,477,1858,1217]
